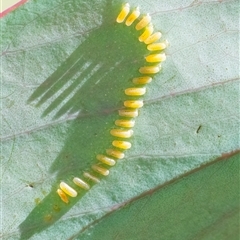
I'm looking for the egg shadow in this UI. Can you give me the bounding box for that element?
[19,1,149,239]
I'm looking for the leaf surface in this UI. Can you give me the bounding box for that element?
[1,0,239,239]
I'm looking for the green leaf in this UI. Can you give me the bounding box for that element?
[1,0,239,239]
[78,153,240,240]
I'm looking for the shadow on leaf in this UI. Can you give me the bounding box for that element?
[19,0,149,239]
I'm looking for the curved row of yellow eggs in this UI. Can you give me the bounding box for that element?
[116,2,169,69]
[57,3,168,204]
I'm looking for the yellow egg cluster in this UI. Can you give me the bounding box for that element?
[57,3,168,204]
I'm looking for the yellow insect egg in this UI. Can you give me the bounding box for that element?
[144,32,162,44]
[116,3,130,23]
[73,177,90,190]
[147,40,169,51]
[60,182,78,197]
[110,129,134,138]
[83,172,100,183]
[139,23,154,42]
[112,140,131,150]
[92,165,110,176]
[125,7,140,26]
[145,53,166,63]
[106,149,125,159]
[118,108,139,117]
[115,119,135,128]
[125,87,146,96]
[57,189,69,204]
[135,13,151,30]
[124,100,143,108]
[132,76,152,84]
[97,154,116,166]
[139,65,161,74]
